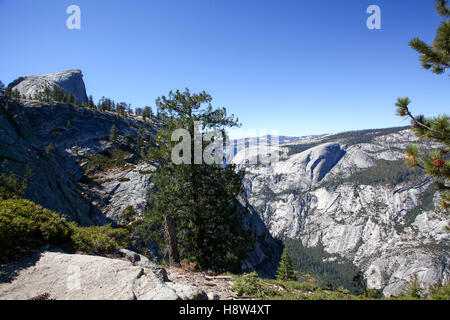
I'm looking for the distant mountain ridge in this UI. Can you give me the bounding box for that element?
[232,126,449,296]
[225,134,325,163]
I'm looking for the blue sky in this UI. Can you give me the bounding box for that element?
[0,0,448,137]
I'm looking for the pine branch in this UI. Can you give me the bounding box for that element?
[396,98,445,136]
[436,0,450,18]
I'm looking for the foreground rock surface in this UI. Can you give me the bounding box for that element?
[0,251,206,300]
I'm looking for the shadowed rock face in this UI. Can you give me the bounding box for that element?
[0,97,150,225]
[0,96,281,276]
[11,70,88,104]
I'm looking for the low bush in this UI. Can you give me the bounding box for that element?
[81,148,131,173]
[430,282,450,300]
[307,289,359,300]
[0,198,129,259]
[69,223,129,255]
[0,173,26,200]
[232,272,363,300]
[391,276,450,300]
[0,199,72,257]
[278,280,318,292]
[138,170,152,175]
[231,272,279,298]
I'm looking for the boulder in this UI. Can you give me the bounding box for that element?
[117,248,168,282]
[207,292,220,300]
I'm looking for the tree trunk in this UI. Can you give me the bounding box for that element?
[165,214,181,267]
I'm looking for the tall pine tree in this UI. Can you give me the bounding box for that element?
[145,89,253,272]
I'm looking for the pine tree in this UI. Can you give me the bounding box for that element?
[352,271,368,297]
[0,80,5,95]
[66,93,78,105]
[43,87,51,102]
[126,103,133,115]
[116,102,126,116]
[88,95,95,109]
[276,248,295,281]
[396,0,449,212]
[52,86,65,102]
[109,125,118,142]
[12,89,21,100]
[4,86,12,97]
[142,106,152,121]
[97,96,105,111]
[400,274,424,299]
[145,89,253,271]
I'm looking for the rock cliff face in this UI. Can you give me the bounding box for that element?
[0,93,280,275]
[233,127,449,296]
[0,96,154,224]
[11,70,88,104]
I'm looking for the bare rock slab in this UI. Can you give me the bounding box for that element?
[0,251,206,300]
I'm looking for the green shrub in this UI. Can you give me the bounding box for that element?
[307,289,359,300]
[0,199,72,257]
[431,282,450,300]
[121,206,136,222]
[232,272,279,298]
[0,173,26,200]
[138,170,152,175]
[397,274,424,299]
[69,223,129,255]
[231,272,363,300]
[0,198,129,259]
[281,281,318,292]
[81,148,131,173]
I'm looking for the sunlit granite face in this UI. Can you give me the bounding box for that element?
[12,69,88,104]
[233,128,449,297]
